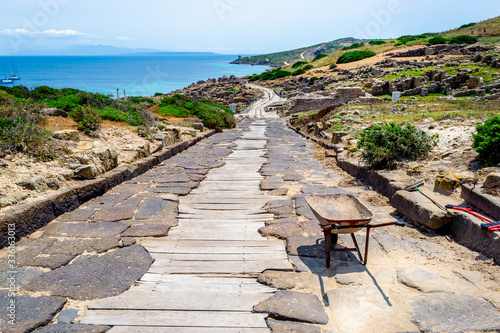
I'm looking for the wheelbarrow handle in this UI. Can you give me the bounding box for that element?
[446,205,494,223]
[405,180,424,191]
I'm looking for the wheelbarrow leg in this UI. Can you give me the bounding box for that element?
[324,229,331,268]
[350,233,365,265]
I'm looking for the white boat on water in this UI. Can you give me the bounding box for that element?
[1,63,20,84]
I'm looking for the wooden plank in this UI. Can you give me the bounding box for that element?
[144,246,285,255]
[141,239,285,248]
[133,283,274,294]
[149,260,293,274]
[108,326,269,333]
[138,274,271,286]
[152,253,289,261]
[81,310,268,328]
[88,291,271,311]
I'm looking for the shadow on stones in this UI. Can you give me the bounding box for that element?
[296,239,393,307]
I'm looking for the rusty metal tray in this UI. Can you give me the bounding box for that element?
[305,194,374,234]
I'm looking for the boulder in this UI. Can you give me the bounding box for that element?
[15,176,48,192]
[75,165,98,180]
[52,130,79,142]
[434,174,460,192]
[483,172,500,189]
[42,108,68,117]
[193,123,205,132]
[468,76,485,89]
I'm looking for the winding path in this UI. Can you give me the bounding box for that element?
[81,89,292,331]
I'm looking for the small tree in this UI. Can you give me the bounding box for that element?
[472,115,500,166]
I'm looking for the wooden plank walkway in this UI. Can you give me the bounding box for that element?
[82,119,292,332]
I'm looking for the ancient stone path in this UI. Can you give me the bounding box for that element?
[2,85,499,333]
[81,114,292,329]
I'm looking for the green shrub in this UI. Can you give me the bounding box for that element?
[395,33,437,46]
[427,36,448,45]
[342,43,364,50]
[292,61,308,69]
[357,123,438,169]
[309,77,320,85]
[459,22,476,29]
[154,92,164,97]
[313,54,327,61]
[0,116,52,158]
[158,94,235,130]
[337,51,376,64]
[472,115,500,166]
[449,35,478,44]
[99,106,142,126]
[369,40,386,45]
[71,106,102,135]
[330,64,338,69]
[303,65,314,71]
[292,68,307,76]
[158,105,191,117]
[250,68,292,81]
[226,88,238,92]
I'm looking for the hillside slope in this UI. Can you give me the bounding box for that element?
[234,16,500,69]
[444,16,500,37]
[231,37,364,67]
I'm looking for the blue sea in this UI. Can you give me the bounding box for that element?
[0,54,268,97]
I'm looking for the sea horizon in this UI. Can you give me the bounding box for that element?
[0,54,269,97]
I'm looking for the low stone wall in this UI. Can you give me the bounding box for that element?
[0,131,215,248]
[461,184,500,221]
[451,211,500,261]
[289,123,500,261]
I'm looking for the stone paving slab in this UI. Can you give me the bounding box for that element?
[23,245,153,300]
[409,294,500,333]
[41,222,129,238]
[0,291,66,333]
[254,290,329,325]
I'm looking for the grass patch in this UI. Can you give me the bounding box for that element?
[369,40,386,45]
[342,43,364,50]
[309,77,320,85]
[427,35,448,45]
[99,106,142,126]
[313,54,328,61]
[337,51,376,64]
[449,35,478,44]
[249,68,292,81]
[158,94,235,130]
[226,88,238,92]
[292,68,307,76]
[292,61,308,69]
[459,22,476,29]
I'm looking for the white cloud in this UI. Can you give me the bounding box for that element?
[0,28,104,39]
[117,36,135,41]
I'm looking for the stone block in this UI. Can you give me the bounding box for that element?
[391,190,451,231]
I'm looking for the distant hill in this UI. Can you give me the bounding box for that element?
[232,16,500,68]
[231,37,364,67]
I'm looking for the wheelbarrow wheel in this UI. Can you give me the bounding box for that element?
[331,233,338,249]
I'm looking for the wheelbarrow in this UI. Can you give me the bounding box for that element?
[305,194,405,267]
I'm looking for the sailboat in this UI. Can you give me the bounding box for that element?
[8,63,20,81]
[1,64,13,84]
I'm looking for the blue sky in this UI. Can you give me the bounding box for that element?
[0,0,498,55]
